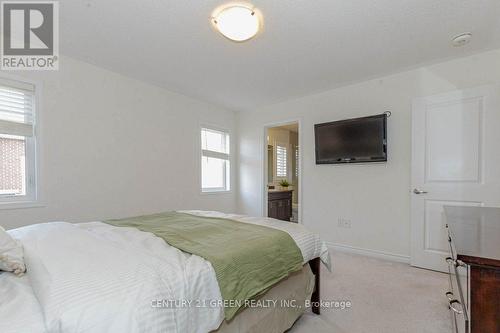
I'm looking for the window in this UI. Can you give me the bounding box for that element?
[276,144,287,178]
[201,127,230,192]
[0,78,36,204]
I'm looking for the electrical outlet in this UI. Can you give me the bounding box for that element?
[337,218,352,228]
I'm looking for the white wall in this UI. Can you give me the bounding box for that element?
[1,56,237,230]
[238,49,500,258]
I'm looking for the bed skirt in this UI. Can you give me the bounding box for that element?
[214,264,315,333]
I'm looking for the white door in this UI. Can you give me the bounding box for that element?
[411,85,500,272]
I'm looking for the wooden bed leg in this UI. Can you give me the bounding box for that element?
[309,257,320,315]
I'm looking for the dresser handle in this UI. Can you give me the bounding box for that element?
[449,299,463,314]
[445,292,454,301]
[445,257,466,268]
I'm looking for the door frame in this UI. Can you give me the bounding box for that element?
[262,118,303,224]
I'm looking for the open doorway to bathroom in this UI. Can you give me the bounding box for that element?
[264,121,301,223]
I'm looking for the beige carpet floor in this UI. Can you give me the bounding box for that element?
[290,251,452,333]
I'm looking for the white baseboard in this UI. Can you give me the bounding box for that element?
[326,242,410,264]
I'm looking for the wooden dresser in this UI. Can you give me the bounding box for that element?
[444,206,500,333]
[268,190,293,222]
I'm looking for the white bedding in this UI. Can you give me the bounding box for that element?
[0,211,331,333]
[0,273,46,333]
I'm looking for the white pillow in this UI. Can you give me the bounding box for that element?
[0,226,26,276]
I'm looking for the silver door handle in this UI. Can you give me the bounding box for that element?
[413,188,428,194]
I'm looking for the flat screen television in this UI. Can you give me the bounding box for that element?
[315,114,387,164]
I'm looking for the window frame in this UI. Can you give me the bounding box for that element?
[200,125,231,194]
[0,75,39,208]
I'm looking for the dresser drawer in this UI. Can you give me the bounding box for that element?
[447,265,469,333]
[445,227,470,333]
[446,224,457,261]
[444,206,500,333]
[449,303,467,333]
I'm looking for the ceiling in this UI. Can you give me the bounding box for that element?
[61,0,500,112]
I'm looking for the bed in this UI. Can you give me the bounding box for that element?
[0,210,330,333]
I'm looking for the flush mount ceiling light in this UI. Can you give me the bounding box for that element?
[211,4,261,42]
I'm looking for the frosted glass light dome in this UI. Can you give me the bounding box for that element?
[212,5,260,42]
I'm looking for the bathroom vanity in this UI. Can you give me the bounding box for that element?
[268,190,293,222]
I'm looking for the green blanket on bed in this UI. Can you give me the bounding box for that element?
[105,211,304,320]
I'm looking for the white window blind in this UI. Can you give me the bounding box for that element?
[276,144,287,178]
[201,127,230,192]
[0,77,36,202]
[0,78,35,138]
